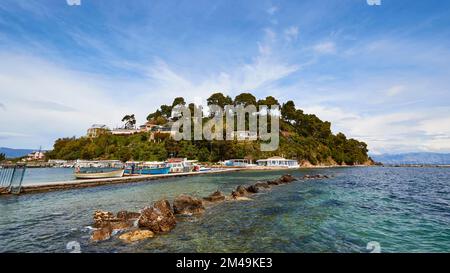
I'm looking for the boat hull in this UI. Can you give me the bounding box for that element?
[74,169,125,179]
[139,167,171,175]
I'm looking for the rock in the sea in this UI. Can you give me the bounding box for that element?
[231,185,249,198]
[116,210,140,221]
[279,174,296,183]
[109,220,133,231]
[138,200,176,233]
[118,229,154,243]
[246,184,260,193]
[90,225,112,242]
[93,210,116,228]
[254,182,270,189]
[303,174,329,180]
[93,210,134,231]
[173,194,205,215]
[234,196,253,201]
[203,191,226,202]
[267,180,281,186]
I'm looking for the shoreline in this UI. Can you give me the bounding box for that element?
[0,165,375,196]
[0,168,243,196]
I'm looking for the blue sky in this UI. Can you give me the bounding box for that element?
[0,0,449,154]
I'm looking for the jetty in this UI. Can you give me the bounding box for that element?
[0,168,242,196]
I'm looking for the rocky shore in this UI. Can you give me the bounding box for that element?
[89,173,330,243]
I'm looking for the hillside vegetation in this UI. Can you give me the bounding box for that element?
[47,93,371,165]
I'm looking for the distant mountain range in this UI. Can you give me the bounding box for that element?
[371,152,450,165]
[0,147,36,158]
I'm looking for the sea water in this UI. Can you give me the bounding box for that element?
[0,167,449,253]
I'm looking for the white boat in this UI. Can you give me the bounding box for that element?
[256,156,299,169]
[167,158,196,173]
[198,166,212,172]
[224,159,257,167]
[74,169,125,179]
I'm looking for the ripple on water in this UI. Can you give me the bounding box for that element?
[1,167,450,252]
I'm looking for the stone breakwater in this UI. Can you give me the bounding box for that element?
[89,173,330,243]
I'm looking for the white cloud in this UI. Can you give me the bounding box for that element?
[385,85,406,97]
[0,26,301,149]
[284,26,299,42]
[300,104,450,154]
[313,41,336,54]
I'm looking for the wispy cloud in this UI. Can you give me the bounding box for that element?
[0,0,449,154]
[284,26,299,42]
[385,85,406,97]
[313,41,336,54]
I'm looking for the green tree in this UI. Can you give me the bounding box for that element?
[0,153,6,161]
[234,93,257,107]
[172,97,186,107]
[281,101,297,121]
[257,96,280,107]
[160,105,173,118]
[207,92,233,108]
[122,114,136,129]
[147,109,162,121]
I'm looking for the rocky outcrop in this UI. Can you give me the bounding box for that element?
[93,210,134,231]
[138,199,176,233]
[278,174,296,183]
[88,174,331,244]
[203,191,226,202]
[231,185,249,198]
[173,194,205,215]
[90,225,112,242]
[93,210,116,228]
[116,210,140,221]
[267,180,281,186]
[303,174,329,180]
[118,229,154,243]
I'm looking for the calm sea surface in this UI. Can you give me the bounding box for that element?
[0,167,449,253]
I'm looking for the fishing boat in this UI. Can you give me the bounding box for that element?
[124,161,141,175]
[137,162,171,175]
[198,167,212,172]
[74,167,124,179]
[167,158,196,173]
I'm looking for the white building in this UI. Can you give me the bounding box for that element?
[25,151,45,161]
[256,156,299,168]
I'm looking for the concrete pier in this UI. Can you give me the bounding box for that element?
[0,168,243,196]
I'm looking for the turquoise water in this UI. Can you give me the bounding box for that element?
[0,167,449,253]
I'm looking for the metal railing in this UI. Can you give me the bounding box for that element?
[0,164,26,194]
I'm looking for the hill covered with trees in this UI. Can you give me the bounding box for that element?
[47,93,371,166]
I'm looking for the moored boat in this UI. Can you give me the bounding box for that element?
[137,162,171,175]
[74,168,125,179]
[167,158,196,173]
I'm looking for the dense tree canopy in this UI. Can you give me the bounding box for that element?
[48,93,371,165]
[207,93,233,108]
[234,93,257,107]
